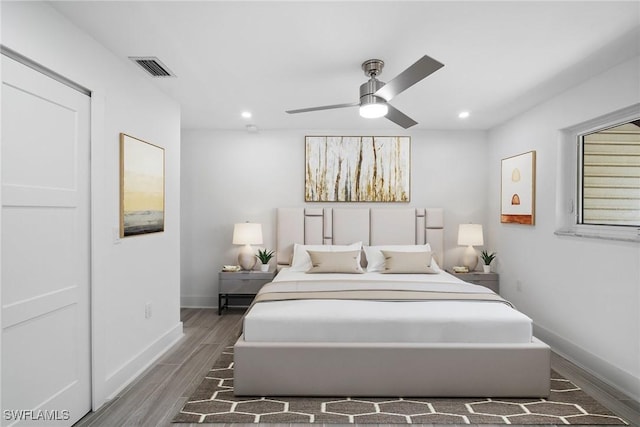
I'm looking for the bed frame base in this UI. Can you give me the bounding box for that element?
[234,335,550,397]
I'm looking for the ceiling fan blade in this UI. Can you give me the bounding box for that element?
[286,102,359,114]
[385,104,418,129]
[375,55,444,102]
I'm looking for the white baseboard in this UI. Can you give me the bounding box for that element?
[534,323,640,401]
[103,322,184,401]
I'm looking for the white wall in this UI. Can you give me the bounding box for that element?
[1,2,183,409]
[181,129,488,307]
[487,56,640,400]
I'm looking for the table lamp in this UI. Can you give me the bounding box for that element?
[233,222,263,271]
[457,223,483,271]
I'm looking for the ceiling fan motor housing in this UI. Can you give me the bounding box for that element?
[360,59,386,106]
[360,79,386,107]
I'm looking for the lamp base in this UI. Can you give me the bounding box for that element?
[461,245,478,271]
[238,244,256,271]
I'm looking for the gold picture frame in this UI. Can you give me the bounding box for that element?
[501,150,536,225]
[120,133,165,237]
[305,136,410,202]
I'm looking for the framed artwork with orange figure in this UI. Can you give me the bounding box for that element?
[501,151,536,225]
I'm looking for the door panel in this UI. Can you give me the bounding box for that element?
[2,83,77,189]
[3,306,79,411]
[1,55,91,426]
[3,207,77,304]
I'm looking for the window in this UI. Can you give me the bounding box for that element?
[579,119,640,227]
[556,104,640,242]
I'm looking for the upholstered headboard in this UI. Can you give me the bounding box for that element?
[276,208,444,267]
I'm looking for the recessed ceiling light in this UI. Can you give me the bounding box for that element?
[458,111,470,119]
[241,111,252,119]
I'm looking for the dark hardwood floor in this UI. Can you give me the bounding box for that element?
[76,308,639,427]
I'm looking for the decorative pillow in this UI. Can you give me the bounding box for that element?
[306,250,364,274]
[381,250,437,274]
[289,242,362,272]
[364,244,432,272]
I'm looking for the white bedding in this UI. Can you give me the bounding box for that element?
[243,268,533,344]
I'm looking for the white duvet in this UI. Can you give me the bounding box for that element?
[242,268,533,344]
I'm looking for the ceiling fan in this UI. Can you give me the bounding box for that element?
[286,55,444,129]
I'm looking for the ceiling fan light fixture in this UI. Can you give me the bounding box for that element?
[359,103,388,119]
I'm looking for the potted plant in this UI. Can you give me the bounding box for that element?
[480,250,496,273]
[256,248,274,272]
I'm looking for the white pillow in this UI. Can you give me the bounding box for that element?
[364,244,434,272]
[290,242,363,272]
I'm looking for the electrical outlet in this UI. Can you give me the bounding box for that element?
[145,302,152,319]
[516,280,523,292]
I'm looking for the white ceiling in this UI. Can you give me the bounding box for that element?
[51,1,640,131]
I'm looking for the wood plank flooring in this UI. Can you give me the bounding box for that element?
[75,308,640,427]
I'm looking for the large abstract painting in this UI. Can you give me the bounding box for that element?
[120,133,165,237]
[305,136,410,202]
[501,150,536,225]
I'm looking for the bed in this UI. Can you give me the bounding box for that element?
[234,207,550,397]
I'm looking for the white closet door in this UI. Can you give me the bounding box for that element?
[1,55,91,426]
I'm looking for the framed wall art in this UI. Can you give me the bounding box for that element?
[501,150,536,225]
[120,133,165,237]
[305,136,410,202]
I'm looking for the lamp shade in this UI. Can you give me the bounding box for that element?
[232,222,263,245]
[457,224,484,246]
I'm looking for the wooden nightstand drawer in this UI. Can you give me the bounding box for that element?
[445,269,500,294]
[220,278,266,294]
[469,279,499,293]
[218,269,276,315]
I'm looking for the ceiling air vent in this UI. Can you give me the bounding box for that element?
[129,57,175,77]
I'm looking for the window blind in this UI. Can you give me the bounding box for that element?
[581,122,640,226]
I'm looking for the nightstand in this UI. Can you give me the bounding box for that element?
[446,269,500,294]
[218,269,276,315]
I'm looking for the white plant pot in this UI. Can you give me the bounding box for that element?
[482,265,491,273]
[260,264,270,272]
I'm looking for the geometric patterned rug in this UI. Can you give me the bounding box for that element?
[173,346,629,425]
